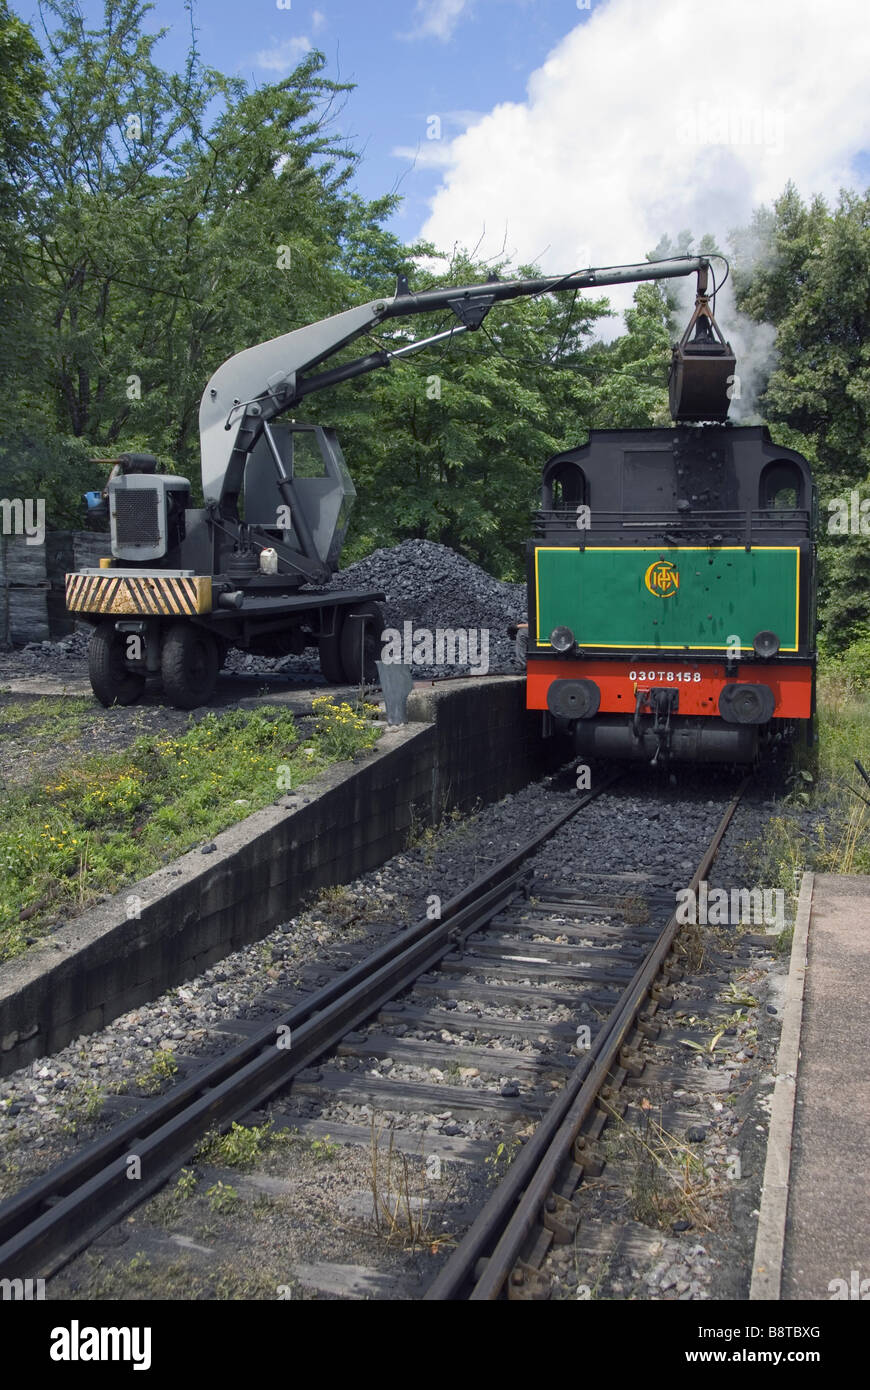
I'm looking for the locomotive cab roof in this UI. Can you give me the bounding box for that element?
[539,425,813,527]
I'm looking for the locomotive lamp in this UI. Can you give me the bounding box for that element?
[550,626,575,652]
[753,630,780,658]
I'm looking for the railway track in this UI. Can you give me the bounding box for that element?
[0,772,749,1298]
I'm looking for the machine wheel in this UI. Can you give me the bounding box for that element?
[318,612,347,684]
[88,621,146,707]
[161,622,219,709]
[339,602,385,684]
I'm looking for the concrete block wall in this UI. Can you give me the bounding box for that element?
[0,676,561,1075]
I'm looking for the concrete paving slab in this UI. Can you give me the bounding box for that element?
[780,874,870,1300]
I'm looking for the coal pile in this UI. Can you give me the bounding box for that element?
[0,540,528,682]
[331,538,525,677]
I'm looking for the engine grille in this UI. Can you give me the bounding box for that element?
[114,489,160,544]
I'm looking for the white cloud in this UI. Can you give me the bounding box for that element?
[406,0,473,42]
[254,35,313,72]
[312,10,326,32]
[417,0,870,329]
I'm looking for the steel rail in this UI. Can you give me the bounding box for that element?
[424,776,749,1301]
[0,774,619,1280]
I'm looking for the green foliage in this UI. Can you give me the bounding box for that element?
[0,701,380,958]
[334,251,616,576]
[0,0,413,522]
[0,0,866,633]
[310,1134,338,1161]
[310,696,380,759]
[205,1181,240,1214]
[61,1076,104,1128]
[830,633,870,690]
[731,182,870,650]
[196,1121,273,1167]
[135,1048,178,1094]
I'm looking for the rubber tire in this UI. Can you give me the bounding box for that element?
[319,612,347,684]
[161,622,219,709]
[88,621,146,707]
[339,602,385,684]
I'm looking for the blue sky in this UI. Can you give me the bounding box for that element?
[14,0,588,242]
[12,0,870,303]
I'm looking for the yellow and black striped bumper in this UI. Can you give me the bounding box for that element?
[65,572,213,617]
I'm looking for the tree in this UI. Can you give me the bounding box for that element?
[0,0,415,525]
[731,183,870,648]
[327,252,612,577]
[0,1,46,429]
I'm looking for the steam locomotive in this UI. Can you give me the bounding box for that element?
[524,424,816,764]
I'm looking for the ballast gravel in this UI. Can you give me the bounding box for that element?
[0,757,808,1301]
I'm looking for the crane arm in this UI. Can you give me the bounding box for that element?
[199,257,715,508]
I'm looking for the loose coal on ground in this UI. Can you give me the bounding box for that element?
[329,538,525,678]
[0,539,526,682]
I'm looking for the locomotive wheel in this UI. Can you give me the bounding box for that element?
[318,613,347,684]
[88,621,146,707]
[161,622,219,709]
[339,602,385,684]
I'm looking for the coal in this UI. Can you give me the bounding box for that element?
[330,538,525,677]
[0,539,527,682]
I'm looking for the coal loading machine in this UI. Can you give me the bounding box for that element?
[67,256,735,709]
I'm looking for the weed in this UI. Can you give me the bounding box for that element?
[196,1121,272,1168]
[775,925,794,955]
[310,1134,338,1161]
[368,1118,444,1251]
[206,1181,240,1214]
[135,1048,178,1095]
[310,696,379,760]
[603,1102,716,1232]
[723,981,758,1009]
[176,1167,197,1199]
[484,1137,522,1183]
[60,1077,104,1131]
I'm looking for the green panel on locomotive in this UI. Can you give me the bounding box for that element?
[534,545,801,652]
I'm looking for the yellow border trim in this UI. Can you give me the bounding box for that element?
[534,545,801,652]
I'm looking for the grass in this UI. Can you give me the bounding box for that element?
[733,674,869,900]
[0,700,381,961]
[59,1076,105,1132]
[809,674,870,873]
[600,1102,717,1233]
[367,1117,453,1253]
[0,695,97,752]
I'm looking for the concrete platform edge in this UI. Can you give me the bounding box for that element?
[749,870,814,1300]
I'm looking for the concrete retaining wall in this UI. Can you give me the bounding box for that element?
[0,676,559,1075]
